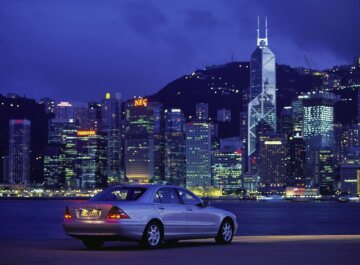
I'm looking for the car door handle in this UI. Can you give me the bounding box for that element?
[158,206,165,210]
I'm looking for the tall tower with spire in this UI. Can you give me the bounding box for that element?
[247,17,277,172]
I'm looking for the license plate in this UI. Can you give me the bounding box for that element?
[78,209,101,218]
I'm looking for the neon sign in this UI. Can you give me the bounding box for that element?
[134,98,148,107]
[77,130,96,136]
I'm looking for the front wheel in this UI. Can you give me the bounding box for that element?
[82,239,104,249]
[140,221,163,249]
[215,220,234,244]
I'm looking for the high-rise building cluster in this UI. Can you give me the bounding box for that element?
[1,19,359,197]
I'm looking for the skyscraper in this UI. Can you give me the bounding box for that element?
[185,121,212,188]
[74,130,106,188]
[8,120,31,184]
[101,93,122,185]
[303,91,337,193]
[280,106,293,137]
[87,102,102,132]
[340,162,360,196]
[291,99,304,135]
[55,101,89,129]
[164,109,186,186]
[258,134,287,193]
[212,137,243,194]
[125,98,158,183]
[341,123,360,162]
[287,134,306,187]
[55,101,74,121]
[44,118,107,189]
[248,17,276,172]
[152,102,165,183]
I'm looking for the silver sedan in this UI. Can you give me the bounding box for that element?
[63,184,238,249]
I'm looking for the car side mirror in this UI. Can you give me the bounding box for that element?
[202,200,210,208]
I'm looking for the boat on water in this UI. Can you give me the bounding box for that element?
[338,196,350,203]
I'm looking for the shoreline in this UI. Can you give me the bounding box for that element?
[0,196,359,202]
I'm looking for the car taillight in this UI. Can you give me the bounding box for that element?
[64,206,72,219]
[106,206,130,220]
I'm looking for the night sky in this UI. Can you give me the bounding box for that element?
[0,0,359,101]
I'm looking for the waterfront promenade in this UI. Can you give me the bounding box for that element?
[1,235,359,265]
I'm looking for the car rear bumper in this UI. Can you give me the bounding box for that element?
[63,220,145,241]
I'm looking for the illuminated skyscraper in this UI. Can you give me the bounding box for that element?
[164,109,186,186]
[212,137,243,194]
[291,99,304,135]
[280,106,293,137]
[44,118,76,188]
[185,121,212,188]
[303,91,337,193]
[61,123,78,188]
[125,98,161,183]
[7,120,31,184]
[151,102,165,183]
[287,134,306,187]
[74,130,106,188]
[258,134,287,193]
[342,123,360,162]
[248,17,276,172]
[55,101,74,121]
[55,101,89,129]
[87,102,102,132]
[45,118,106,189]
[340,162,360,196]
[101,93,122,185]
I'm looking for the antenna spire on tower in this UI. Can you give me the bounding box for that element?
[257,16,269,47]
[265,16,268,42]
[257,16,260,45]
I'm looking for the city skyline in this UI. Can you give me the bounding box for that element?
[0,0,359,101]
[1,3,360,264]
[1,9,360,198]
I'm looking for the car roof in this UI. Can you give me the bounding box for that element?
[95,184,198,204]
[110,184,181,190]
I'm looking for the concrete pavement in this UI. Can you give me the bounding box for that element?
[0,235,359,265]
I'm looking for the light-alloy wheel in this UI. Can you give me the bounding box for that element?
[215,220,234,244]
[141,221,163,249]
[147,224,161,246]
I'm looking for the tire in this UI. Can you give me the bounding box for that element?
[140,221,163,249]
[215,219,234,244]
[82,239,104,249]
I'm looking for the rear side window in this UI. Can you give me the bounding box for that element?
[90,187,146,201]
[178,189,202,206]
[154,188,180,204]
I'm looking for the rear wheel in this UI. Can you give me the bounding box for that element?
[215,219,234,244]
[141,221,163,249]
[82,239,104,249]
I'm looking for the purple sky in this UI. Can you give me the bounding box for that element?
[0,0,359,101]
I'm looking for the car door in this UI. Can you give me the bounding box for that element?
[153,188,187,237]
[177,188,217,236]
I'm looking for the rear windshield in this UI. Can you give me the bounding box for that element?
[90,187,146,201]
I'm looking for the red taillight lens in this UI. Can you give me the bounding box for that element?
[64,206,72,219]
[106,206,130,220]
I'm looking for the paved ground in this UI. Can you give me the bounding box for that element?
[1,235,359,265]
